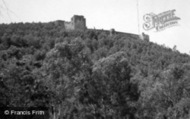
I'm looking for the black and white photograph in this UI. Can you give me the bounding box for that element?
[0,0,190,119]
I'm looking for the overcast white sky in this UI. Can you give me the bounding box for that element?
[0,0,190,54]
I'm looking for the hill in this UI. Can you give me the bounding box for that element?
[0,22,190,119]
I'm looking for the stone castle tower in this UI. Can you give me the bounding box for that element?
[63,15,87,31]
[71,15,86,30]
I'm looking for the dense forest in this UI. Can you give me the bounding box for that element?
[0,22,190,119]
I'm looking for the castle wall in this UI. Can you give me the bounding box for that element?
[64,21,74,30]
[54,20,65,26]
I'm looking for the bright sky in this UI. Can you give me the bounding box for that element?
[0,0,190,54]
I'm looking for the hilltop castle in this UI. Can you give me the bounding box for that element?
[54,15,149,41]
[55,15,87,31]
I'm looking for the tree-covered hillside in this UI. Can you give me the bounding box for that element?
[0,22,190,119]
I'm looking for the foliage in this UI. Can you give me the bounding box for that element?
[0,22,190,119]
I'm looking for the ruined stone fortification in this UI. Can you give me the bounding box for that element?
[54,15,149,41]
[55,15,87,31]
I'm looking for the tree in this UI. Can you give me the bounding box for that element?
[40,37,92,119]
[137,64,190,119]
[80,51,139,118]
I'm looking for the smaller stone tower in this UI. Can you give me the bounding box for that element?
[71,15,87,30]
[139,32,149,42]
[110,28,116,36]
